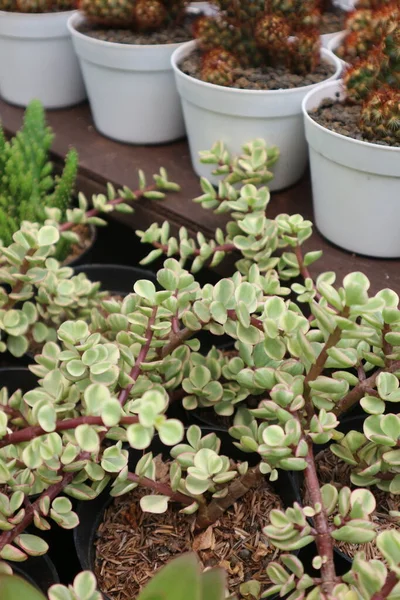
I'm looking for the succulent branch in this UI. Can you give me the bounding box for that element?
[1,141,400,598]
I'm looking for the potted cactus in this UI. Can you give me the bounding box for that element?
[171,0,341,191]
[0,157,399,598]
[0,0,85,108]
[68,0,192,144]
[302,18,400,257]
[327,0,400,67]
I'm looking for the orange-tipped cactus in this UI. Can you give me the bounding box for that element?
[343,48,383,102]
[79,0,187,30]
[360,87,400,144]
[193,0,323,84]
[339,1,400,61]
[289,27,321,74]
[340,5,400,144]
[0,0,75,11]
[201,48,238,87]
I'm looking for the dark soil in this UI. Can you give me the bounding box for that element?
[310,98,400,148]
[321,10,347,34]
[303,448,399,561]
[77,22,192,45]
[191,395,261,429]
[63,223,94,266]
[95,463,282,599]
[180,50,336,90]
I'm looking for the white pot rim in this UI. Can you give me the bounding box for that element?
[302,78,400,153]
[68,11,189,50]
[171,40,341,96]
[0,8,75,18]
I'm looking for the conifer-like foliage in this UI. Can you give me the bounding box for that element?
[0,101,78,258]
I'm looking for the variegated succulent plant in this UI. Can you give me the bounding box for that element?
[0,141,398,600]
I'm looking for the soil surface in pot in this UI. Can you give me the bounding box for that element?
[95,462,282,599]
[310,98,400,148]
[321,10,346,34]
[62,224,94,265]
[77,22,192,45]
[179,50,336,90]
[303,448,399,561]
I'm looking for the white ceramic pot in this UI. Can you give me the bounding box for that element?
[171,41,341,191]
[321,29,345,49]
[303,79,400,258]
[327,30,349,69]
[0,10,86,108]
[68,12,186,144]
[188,2,218,16]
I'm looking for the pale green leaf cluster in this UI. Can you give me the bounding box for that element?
[136,140,317,278]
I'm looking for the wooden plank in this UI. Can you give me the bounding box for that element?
[1,98,399,294]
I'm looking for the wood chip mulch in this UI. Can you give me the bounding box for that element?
[94,463,283,599]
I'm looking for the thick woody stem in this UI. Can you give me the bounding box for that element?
[334,359,400,417]
[118,306,158,406]
[0,415,139,449]
[371,572,399,600]
[303,306,350,422]
[126,472,193,505]
[304,441,336,595]
[196,467,264,529]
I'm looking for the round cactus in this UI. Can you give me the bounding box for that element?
[360,87,400,144]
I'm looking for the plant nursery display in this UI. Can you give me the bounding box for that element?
[172,0,341,192]
[68,0,191,144]
[0,141,398,600]
[0,0,85,108]
[303,11,400,258]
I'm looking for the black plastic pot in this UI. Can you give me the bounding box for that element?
[74,429,297,599]
[73,264,157,296]
[11,554,59,594]
[0,366,38,393]
[63,225,97,268]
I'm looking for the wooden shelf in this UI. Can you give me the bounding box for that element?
[1,98,399,293]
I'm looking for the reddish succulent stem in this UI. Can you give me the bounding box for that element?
[118,306,158,406]
[152,241,235,258]
[0,415,139,449]
[304,441,337,595]
[59,186,156,233]
[127,472,193,505]
[0,470,76,553]
[371,572,399,600]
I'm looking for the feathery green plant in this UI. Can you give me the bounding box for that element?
[0,101,78,259]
